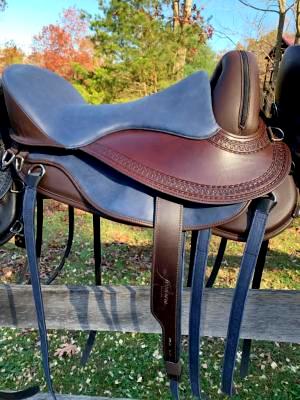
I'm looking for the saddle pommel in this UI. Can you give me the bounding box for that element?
[211,50,260,136]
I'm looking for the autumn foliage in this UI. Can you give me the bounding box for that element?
[0,41,24,73]
[31,7,94,79]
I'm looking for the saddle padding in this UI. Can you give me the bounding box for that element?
[3,64,219,148]
[23,152,249,230]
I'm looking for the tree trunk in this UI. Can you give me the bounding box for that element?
[173,0,180,29]
[272,0,286,85]
[184,0,193,22]
[173,0,192,78]
[295,0,300,44]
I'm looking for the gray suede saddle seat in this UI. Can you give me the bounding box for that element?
[2,64,219,148]
[2,61,292,205]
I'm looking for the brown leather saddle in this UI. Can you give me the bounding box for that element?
[0,50,294,399]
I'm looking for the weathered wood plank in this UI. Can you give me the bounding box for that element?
[0,285,299,343]
[30,394,130,400]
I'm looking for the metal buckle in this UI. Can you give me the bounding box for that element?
[267,126,285,142]
[10,180,25,194]
[10,220,24,234]
[28,164,46,177]
[2,149,16,169]
[15,155,25,172]
[271,102,279,119]
[266,192,277,211]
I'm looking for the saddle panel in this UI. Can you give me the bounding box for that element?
[3,65,219,148]
[21,152,249,231]
[213,174,299,241]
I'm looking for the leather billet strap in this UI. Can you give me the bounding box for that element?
[22,165,57,400]
[222,197,275,395]
[151,197,184,392]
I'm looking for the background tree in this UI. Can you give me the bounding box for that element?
[81,0,215,103]
[0,0,7,11]
[0,41,24,73]
[238,0,294,84]
[32,7,95,79]
[295,0,300,43]
[238,30,278,77]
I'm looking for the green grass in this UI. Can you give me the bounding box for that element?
[0,201,299,399]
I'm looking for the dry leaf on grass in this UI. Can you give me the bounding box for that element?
[54,342,79,358]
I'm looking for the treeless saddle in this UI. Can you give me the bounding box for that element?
[0,50,294,399]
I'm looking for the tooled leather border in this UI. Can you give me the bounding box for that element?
[208,123,270,154]
[91,142,291,203]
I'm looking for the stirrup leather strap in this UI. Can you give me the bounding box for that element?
[151,197,184,399]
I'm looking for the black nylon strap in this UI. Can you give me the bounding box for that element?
[222,198,274,395]
[187,230,198,287]
[240,239,269,378]
[35,195,43,259]
[45,206,74,285]
[80,215,102,365]
[23,170,57,400]
[189,229,211,399]
[206,237,227,288]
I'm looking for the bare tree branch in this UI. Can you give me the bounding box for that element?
[213,29,238,47]
[285,3,296,13]
[238,0,280,14]
[0,0,7,11]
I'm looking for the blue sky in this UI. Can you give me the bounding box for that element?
[0,0,296,53]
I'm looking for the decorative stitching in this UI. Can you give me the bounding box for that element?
[208,126,270,154]
[93,142,290,203]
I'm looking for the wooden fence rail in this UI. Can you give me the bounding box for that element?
[1,284,300,343]
[30,395,128,400]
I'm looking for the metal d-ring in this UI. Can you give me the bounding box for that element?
[267,192,277,211]
[10,220,24,234]
[28,164,46,178]
[2,149,16,168]
[267,126,285,142]
[15,155,25,172]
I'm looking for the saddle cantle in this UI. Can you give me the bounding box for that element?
[0,50,295,400]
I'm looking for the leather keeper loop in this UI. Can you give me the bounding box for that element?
[165,361,182,378]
